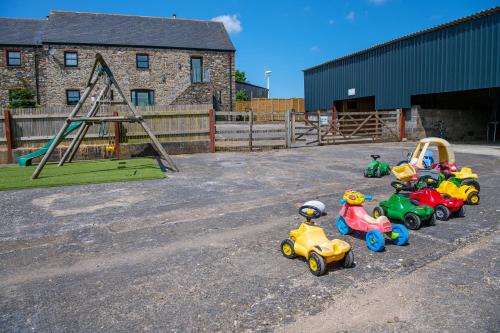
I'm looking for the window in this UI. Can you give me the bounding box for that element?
[64,52,78,67]
[7,51,21,66]
[136,54,149,69]
[66,90,80,105]
[191,57,203,83]
[131,89,154,106]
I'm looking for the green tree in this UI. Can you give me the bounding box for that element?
[8,88,36,108]
[236,90,248,101]
[235,70,248,83]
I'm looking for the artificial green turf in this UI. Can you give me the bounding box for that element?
[0,158,166,191]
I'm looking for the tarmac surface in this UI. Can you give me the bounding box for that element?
[0,142,499,332]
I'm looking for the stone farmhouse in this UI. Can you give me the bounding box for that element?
[0,11,236,110]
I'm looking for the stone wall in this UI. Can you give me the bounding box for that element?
[0,44,235,110]
[405,105,488,141]
[0,47,39,106]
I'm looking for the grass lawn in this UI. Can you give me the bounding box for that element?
[0,158,166,191]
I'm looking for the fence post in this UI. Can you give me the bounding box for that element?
[317,110,322,146]
[291,109,296,143]
[3,109,13,163]
[249,108,253,151]
[285,110,291,148]
[209,109,216,153]
[399,108,405,141]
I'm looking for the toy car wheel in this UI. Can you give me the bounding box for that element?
[336,216,352,235]
[365,230,385,252]
[280,239,296,259]
[364,169,369,177]
[461,179,480,192]
[342,250,354,268]
[466,192,480,205]
[456,206,466,217]
[403,212,422,230]
[428,213,436,226]
[373,206,385,219]
[434,205,450,221]
[308,252,326,276]
[391,224,409,246]
[375,169,382,178]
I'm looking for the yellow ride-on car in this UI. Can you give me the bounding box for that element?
[280,201,354,276]
[434,175,480,205]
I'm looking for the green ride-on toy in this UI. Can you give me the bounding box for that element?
[364,155,390,178]
[373,181,435,230]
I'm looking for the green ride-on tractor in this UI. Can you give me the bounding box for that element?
[364,155,390,178]
[373,181,435,230]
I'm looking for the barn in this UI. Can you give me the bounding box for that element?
[303,7,500,142]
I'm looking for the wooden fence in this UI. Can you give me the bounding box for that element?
[214,110,288,151]
[0,105,212,162]
[235,98,304,122]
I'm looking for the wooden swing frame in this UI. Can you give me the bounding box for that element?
[31,53,178,179]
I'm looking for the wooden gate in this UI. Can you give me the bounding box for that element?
[214,110,287,151]
[290,110,402,146]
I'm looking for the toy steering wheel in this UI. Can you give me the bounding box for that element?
[370,154,380,160]
[299,205,323,219]
[391,181,411,193]
[416,175,436,188]
[438,163,454,179]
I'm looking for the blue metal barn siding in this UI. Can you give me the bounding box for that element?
[304,10,500,111]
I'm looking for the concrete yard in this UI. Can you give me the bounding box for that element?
[0,142,499,332]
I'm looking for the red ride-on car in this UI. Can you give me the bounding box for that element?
[408,179,465,221]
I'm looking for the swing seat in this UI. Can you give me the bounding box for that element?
[106,145,116,153]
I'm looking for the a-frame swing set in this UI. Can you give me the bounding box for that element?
[31,53,178,179]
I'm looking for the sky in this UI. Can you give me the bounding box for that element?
[1,0,498,98]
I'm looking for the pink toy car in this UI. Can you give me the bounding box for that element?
[336,190,409,252]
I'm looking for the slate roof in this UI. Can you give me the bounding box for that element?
[0,18,47,46]
[43,11,235,51]
[0,11,235,51]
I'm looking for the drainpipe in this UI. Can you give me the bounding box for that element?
[229,52,233,111]
[34,48,41,105]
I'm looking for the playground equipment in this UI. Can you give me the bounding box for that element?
[364,154,390,178]
[336,190,409,252]
[17,122,82,167]
[27,54,178,179]
[374,182,434,230]
[280,200,354,276]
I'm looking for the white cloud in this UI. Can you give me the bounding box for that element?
[211,14,242,34]
[345,11,355,22]
[368,0,388,5]
[328,19,335,25]
[310,46,320,52]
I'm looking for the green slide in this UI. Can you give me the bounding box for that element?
[17,121,83,167]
